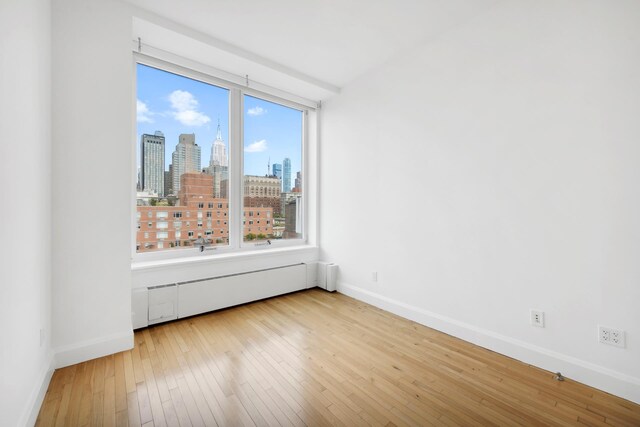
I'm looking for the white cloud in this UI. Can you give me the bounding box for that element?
[244,139,267,153]
[247,106,267,116]
[169,90,210,126]
[136,99,154,123]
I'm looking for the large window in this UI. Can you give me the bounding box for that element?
[136,63,230,253]
[243,95,303,242]
[135,60,307,257]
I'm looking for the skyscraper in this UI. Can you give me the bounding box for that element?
[140,131,165,196]
[272,163,282,179]
[172,133,201,194]
[208,122,228,198]
[294,171,302,191]
[209,121,228,167]
[282,157,291,192]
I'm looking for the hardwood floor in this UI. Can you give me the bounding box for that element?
[37,289,640,426]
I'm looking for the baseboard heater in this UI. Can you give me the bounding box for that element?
[134,263,309,329]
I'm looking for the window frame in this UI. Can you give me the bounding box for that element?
[132,54,311,263]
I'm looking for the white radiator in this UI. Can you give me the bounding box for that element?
[136,263,308,329]
[178,263,307,318]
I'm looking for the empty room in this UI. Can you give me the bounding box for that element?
[2,0,640,425]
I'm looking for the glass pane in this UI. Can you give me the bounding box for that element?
[136,64,230,253]
[243,95,303,243]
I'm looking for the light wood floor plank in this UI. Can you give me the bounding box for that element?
[36,289,640,426]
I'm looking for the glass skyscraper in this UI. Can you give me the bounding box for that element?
[272,163,282,179]
[140,131,165,196]
[282,157,291,192]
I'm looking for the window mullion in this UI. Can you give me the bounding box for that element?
[229,88,243,249]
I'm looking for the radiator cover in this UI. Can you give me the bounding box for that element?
[141,263,308,328]
[178,263,307,318]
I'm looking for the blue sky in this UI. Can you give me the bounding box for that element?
[136,64,302,180]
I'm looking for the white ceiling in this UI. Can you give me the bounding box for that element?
[125,0,499,96]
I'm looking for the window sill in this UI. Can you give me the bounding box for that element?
[131,244,318,273]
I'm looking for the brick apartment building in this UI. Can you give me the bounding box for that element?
[136,173,273,252]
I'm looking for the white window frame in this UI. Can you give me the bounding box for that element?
[131,54,313,263]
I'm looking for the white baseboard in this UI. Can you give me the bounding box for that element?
[54,330,134,369]
[21,352,54,427]
[22,331,133,425]
[337,281,640,405]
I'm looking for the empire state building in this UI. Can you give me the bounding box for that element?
[210,121,228,167]
[208,121,228,198]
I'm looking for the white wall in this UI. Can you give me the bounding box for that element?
[52,0,134,366]
[50,0,321,368]
[321,0,640,403]
[0,0,53,425]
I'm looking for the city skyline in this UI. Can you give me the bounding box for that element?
[136,64,303,182]
[137,129,297,196]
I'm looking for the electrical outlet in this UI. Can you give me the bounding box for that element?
[599,326,625,348]
[530,310,545,327]
[371,271,378,282]
[39,329,45,347]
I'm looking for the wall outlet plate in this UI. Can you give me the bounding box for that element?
[599,326,625,348]
[530,309,545,327]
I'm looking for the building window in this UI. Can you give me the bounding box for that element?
[135,60,309,256]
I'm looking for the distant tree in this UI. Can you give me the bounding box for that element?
[157,199,169,206]
[245,233,256,241]
[257,233,266,240]
[149,198,158,206]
